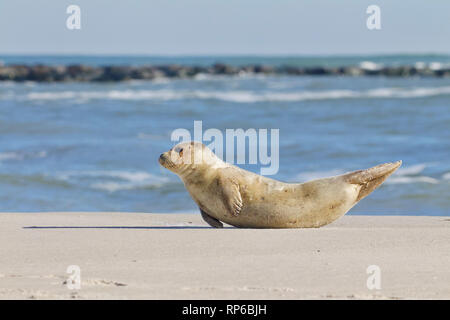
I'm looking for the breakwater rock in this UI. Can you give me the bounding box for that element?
[0,63,449,82]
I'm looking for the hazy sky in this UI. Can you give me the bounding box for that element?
[0,0,449,55]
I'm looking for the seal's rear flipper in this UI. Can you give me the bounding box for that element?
[200,209,223,228]
[344,160,402,201]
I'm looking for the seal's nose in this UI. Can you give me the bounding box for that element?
[159,153,166,164]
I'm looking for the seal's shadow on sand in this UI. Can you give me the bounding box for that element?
[23,226,234,230]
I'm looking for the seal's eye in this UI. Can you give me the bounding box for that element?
[178,148,183,157]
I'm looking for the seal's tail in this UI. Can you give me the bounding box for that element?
[343,160,402,202]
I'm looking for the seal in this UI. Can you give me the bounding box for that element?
[159,141,401,228]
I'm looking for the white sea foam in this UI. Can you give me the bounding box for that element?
[0,150,47,162]
[26,91,79,100]
[416,61,450,70]
[193,73,216,81]
[58,170,159,181]
[385,176,440,184]
[384,163,439,184]
[0,152,23,161]
[429,62,443,71]
[394,163,427,176]
[18,85,450,103]
[414,62,426,69]
[91,181,142,192]
[359,61,382,71]
[56,170,171,192]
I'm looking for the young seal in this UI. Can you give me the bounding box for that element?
[159,141,401,228]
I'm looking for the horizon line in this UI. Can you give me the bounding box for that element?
[1,52,450,58]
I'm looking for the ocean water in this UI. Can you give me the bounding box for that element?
[0,55,449,215]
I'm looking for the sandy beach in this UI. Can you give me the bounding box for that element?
[0,212,449,299]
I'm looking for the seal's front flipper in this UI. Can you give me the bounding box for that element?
[218,176,243,217]
[200,209,223,228]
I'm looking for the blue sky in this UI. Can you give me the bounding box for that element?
[0,0,449,55]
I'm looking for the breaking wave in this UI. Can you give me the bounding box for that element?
[386,163,440,184]
[6,85,450,103]
[55,170,172,192]
[0,150,47,162]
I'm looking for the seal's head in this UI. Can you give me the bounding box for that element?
[159,141,221,177]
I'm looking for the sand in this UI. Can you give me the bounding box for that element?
[0,212,449,299]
